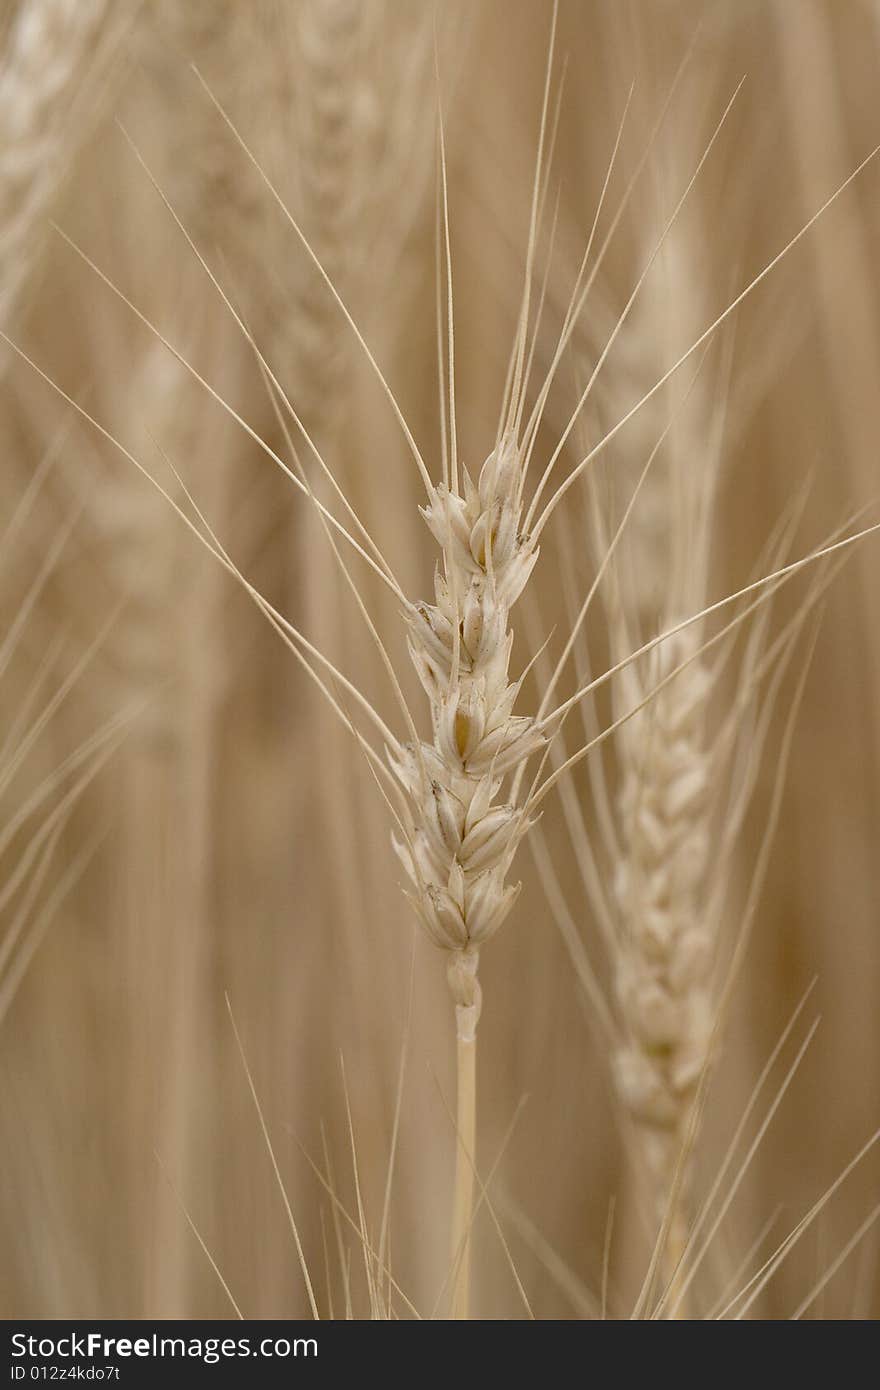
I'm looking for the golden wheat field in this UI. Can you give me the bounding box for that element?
[2,0,880,1325]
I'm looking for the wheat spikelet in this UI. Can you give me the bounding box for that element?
[391,434,544,1021]
[611,627,714,1246]
[540,78,818,1300]
[0,0,127,325]
[596,199,721,1291]
[282,0,363,443]
[278,0,441,415]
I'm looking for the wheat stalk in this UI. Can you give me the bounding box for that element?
[390,429,545,1314]
[0,462,129,1023]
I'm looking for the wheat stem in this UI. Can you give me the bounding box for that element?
[449,1022,477,1320]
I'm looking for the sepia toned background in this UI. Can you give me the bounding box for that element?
[0,0,878,1319]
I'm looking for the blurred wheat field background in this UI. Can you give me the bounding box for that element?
[1,0,879,1321]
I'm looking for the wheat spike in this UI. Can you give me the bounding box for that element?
[0,0,127,324]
